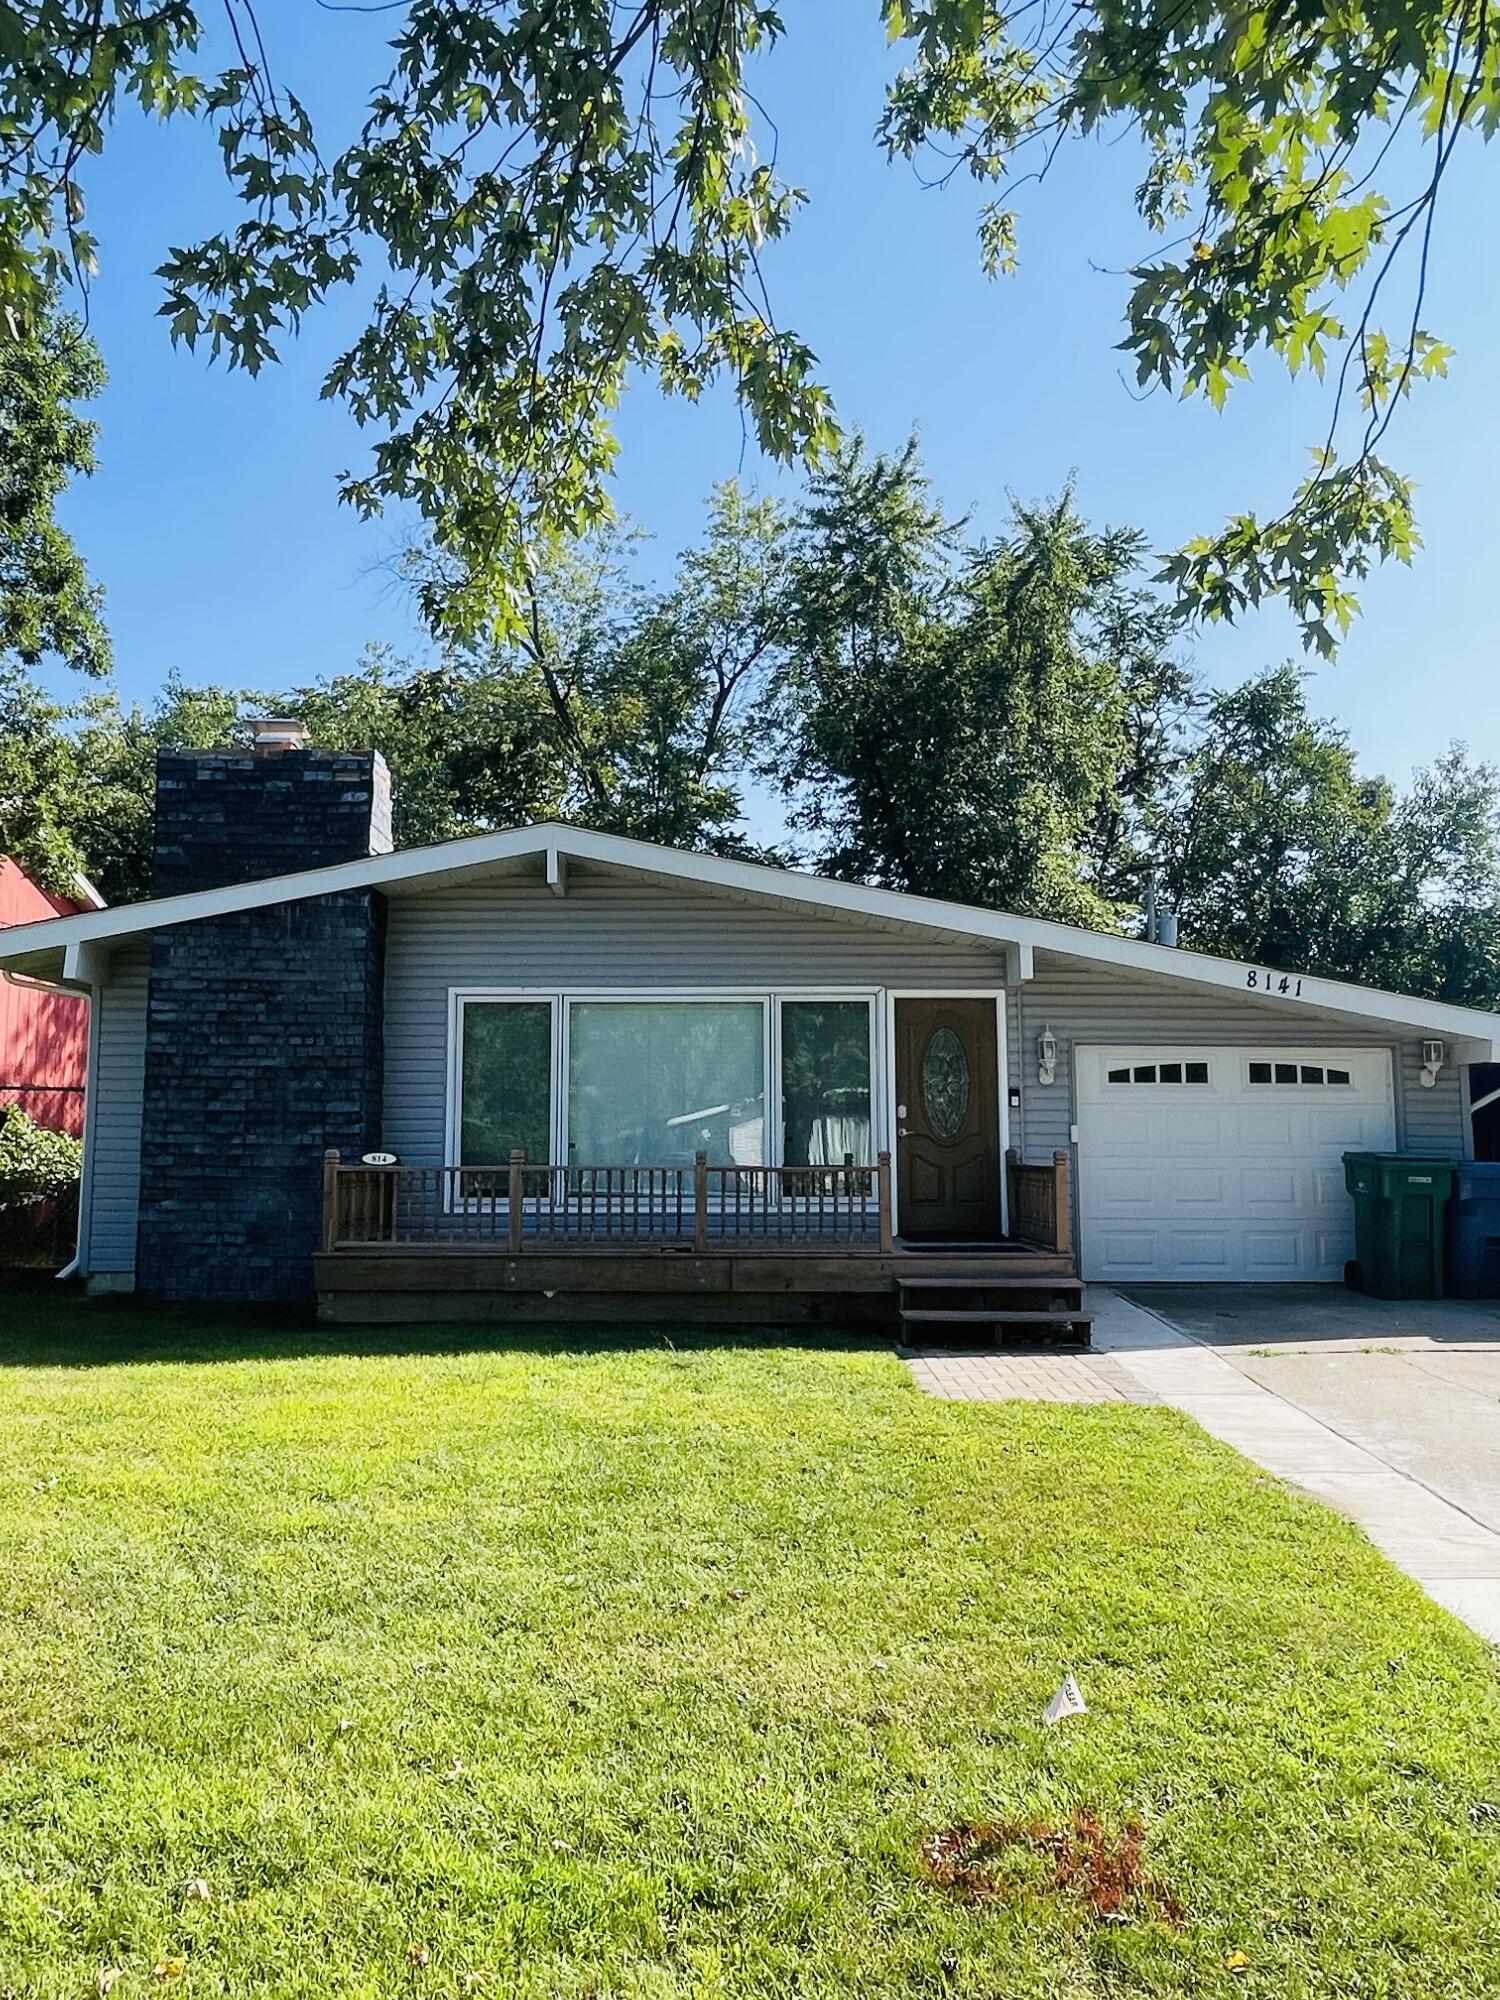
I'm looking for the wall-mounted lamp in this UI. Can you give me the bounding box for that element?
[1038,1026,1058,1087]
[1420,1039,1446,1089]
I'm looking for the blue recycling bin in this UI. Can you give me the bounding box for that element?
[1445,1161,1500,1298]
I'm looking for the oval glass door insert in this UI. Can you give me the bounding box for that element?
[922,1025,970,1139]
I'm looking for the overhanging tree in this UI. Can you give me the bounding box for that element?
[418,480,795,850]
[0,290,108,679]
[47,656,567,904]
[10,444,1498,1006]
[0,667,93,892]
[1,2,1490,649]
[558,495,794,851]
[0,289,109,884]
[0,284,110,892]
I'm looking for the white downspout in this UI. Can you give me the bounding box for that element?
[56,984,100,1281]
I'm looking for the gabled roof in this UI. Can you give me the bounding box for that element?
[0,821,1496,1054]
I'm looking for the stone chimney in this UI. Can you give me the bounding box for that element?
[150,728,393,898]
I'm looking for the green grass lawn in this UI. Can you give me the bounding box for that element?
[0,1298,1497,1999]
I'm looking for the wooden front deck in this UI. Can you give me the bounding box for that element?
[315,1149,1080,1331]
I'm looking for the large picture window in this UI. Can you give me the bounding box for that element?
[451,990,881,1184]
[568,1001,766,1166]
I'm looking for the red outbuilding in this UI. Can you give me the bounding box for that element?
[0,857,102,1136]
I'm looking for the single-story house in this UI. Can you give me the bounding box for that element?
[1,725,1496,1330]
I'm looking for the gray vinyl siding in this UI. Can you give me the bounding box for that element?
[1398,1045,1466,1153]
[84,941,149,1273]
[1010,952,1468,1163]
[382,880,1006,1164]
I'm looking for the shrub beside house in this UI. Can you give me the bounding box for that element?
[0,1103,83,1265]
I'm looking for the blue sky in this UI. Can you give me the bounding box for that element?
[56,2,1499,800]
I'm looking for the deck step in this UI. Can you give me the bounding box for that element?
[900,1307,1086,1325]
[899,1305,1094,1349]
[897,1274,1082,1293]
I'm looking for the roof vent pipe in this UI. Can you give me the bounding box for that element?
[1144,869,1180,946]
[247,718,310,753]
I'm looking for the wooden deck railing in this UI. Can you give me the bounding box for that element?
[1005,1147,1072,1254]
[323,1149,895,1253]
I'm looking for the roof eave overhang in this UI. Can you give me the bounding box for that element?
[0,822,1496,1055]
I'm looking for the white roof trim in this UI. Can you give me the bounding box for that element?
[1,820,1496,1052]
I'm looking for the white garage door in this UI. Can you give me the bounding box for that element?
[1077,1045,1397,1282]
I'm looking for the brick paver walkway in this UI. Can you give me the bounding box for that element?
[902,1348,1158,1404]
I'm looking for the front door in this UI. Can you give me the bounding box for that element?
[894,997,1002,1240]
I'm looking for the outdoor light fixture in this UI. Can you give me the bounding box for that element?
[1038,1026,1058,1086]
[1420,1040,1446,1089]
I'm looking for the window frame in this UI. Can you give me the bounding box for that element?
[445,986,882,1206]
[562,990,773,1172]
[448,990,563,1185]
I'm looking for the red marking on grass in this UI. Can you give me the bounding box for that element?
[919,1811,1183,1926]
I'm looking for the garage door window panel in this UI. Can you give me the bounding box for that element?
[1248,1060,1354,1086]
[1107,1059,1211,1085]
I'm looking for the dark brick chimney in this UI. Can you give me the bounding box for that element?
[136,731,390,1304]
[151,735,393,896]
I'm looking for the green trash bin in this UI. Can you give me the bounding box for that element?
[1342,1152,1457,1298]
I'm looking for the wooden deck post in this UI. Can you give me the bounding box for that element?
[1052,1149,1072,1255]
[693,1150,709,1253]
[508,1150,525,1255]
[321,1149,340,1252]
[877,1149,894,1252]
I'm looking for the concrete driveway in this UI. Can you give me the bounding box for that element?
[1125,1286,1500,1536]
[1125,1284,1500,1353]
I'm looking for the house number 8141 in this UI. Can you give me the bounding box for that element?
[1245,970,1304,997]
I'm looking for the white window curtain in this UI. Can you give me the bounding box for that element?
[780,1000,873,1166]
